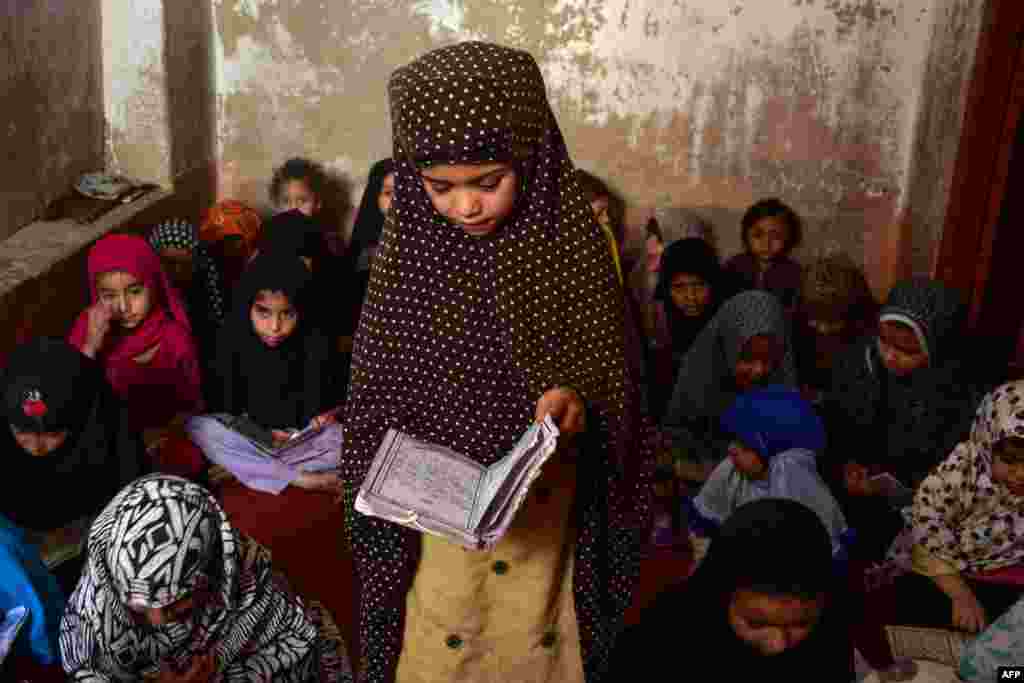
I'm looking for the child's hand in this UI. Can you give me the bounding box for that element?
[952,591,988,633]
[310,409,338,430]
[535,387,585,436]
[83,302,114,357]
[843,462,874,496]
[270,430,293,448]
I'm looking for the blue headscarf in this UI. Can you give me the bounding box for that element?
[0,514,64,665]
[720,385,826,459]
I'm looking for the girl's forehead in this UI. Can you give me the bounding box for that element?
[96,270,143,289]
[419,162,511,182]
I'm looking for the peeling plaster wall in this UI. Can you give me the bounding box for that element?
[213,0,983,292]
[1,1,105,240]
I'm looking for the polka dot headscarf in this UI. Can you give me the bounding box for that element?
[147,219,226,324]
[341,41,653,682]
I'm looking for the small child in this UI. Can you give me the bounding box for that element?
[269,157,327,218]
[724,198,803,310]
[795,252,877,404]
[685,385,850,569]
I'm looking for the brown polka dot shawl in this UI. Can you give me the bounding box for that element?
[340,42,653,682]
[911,381,1024,573]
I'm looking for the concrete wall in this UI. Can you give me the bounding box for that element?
[1,1,105,240]
[212,0,987,295]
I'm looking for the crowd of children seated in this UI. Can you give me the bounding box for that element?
[2,40,1021,683]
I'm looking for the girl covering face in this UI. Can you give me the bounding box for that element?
[67,234,202,431]
[340,41,652,683]
[59,474,352,681]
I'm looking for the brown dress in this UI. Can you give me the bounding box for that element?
[396,453,583,683]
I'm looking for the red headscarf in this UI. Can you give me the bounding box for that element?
[69,234,192,363]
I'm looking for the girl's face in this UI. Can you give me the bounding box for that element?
[420,163,518,237]
[378,172,395,215]
[670,273,712,317]
[991,441,1024,496]
[250,290,298,348]
[734,334,781,392]
[96,271,153,330]
[728,588,824,656]
[280,179,322,217]
[748,216,789,264]
[728,441,768,480]
[877,320,928,376]
[10,426,69,457]
[159,246,194,290]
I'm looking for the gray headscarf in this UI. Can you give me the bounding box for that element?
[663,290,797,425]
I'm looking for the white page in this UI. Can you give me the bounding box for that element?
[377,440,485,530]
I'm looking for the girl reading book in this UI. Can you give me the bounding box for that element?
[59,474,352,681]
[339,42,653,683]
[187,252,341,495]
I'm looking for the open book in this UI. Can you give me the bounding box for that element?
[209,413,325,458]
[355,417,560,550]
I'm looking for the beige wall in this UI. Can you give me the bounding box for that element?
[1,1,105,240]
[213,0,986,296]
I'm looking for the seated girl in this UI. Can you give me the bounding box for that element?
[661,290,797,483]
[148,219,227,400]
[59,474,353,681]
[613,498,852,679]
[346,158,394,334]
[687,386,850,569]
[648,238,738,419]
[0,513,65,667]
[889,381,1024,635]
[824,278,986,564]
[68,234,203,436]
[794,252,876,405]
[575,169,626,283]
[187,252,341,495]
[723,198,803,311]
[198,200,263,290]
[1,338,147,533]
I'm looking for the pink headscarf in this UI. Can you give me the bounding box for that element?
[69,234,192,363]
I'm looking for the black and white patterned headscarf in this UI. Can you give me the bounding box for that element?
[148,219,226,324]
[60,475,352,681]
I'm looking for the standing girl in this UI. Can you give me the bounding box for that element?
[340,42,652,683]
[188,252,341,494]
[67,234,203,434]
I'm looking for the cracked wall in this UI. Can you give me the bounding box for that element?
[214,0,984,293]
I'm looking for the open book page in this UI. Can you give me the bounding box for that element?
[470,417,559,532]
[370,431,488,531]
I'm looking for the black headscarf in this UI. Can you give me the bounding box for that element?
[213,252,336,430]
[617,498,850,678]
[1,338,147,531]
[654,238,732,353]
[349,158,394,272]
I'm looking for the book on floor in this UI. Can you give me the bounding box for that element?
[209,413,327,459]
[355,416,560,550]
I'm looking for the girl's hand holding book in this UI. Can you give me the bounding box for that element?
[535,387,585,436]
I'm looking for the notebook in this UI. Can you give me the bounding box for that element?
[210,413,326,459]
[355,417,560,550]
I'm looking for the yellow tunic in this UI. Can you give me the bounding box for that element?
[396,451,584,683]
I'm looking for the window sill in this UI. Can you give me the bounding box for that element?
[0,189,170,299]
